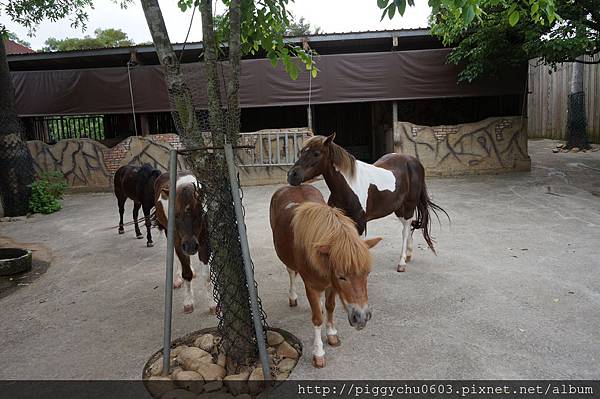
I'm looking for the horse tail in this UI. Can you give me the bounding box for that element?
[412,182,449,255]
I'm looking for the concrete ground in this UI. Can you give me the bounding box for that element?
[0,139,599,380]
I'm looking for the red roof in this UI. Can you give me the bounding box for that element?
[4,39,35,55]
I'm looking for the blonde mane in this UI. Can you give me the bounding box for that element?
[303,136,356,177]
[291,202,371,276]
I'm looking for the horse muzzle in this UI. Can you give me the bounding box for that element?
[182,239,199,256]
[347,304,371,330]
[287,168,303,186]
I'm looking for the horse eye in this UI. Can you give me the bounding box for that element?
[313,151,320,157]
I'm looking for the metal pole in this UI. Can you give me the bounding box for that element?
[161,149,178,376]
[224,143,271,381]
[127,61,139,136]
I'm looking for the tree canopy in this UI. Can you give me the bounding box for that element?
[285,14,321,36]
[43,28,134,51]
[5,31,31,48]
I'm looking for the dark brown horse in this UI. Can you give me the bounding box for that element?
[154,172,215,314]
[114,164,161,247]
[270,185,382,368]
[287,133,448,272]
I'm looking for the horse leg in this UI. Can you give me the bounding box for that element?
[199,254,217,314]
[143,203,154,247]
[395,210,413,272]
[406,229,414,262]
[133,202,143,239]
[287,267,298,307]
[325,287,341,347]
[305,285,326,368]
[117,197,126,234]
[176,244,194,313]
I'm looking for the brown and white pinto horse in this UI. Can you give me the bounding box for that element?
[270,185,382,368]
[114,164,162,247]
[287,133,448,272]
[154,172,216,314]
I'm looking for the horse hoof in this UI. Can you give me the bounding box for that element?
[289,298,298,307]
[209,306,219,315]
[136,234,143,239]
[312,355,326,368]
[397,265,406,273]
[118,229,125,235]
[147,241,154,248]
[173,280,183,289]
[327,335,341,347]
[183,304,194,314]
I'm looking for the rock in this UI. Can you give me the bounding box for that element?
[277,358,296,373]
[593,147,600,152]
[146,376,176,398]
[169,367,184,380]
[194,334,215,353]
[196,362,226,381]
[177,347,212,371]
[266,331,284,346]
[160,389,197,399]
[276,341,299,360]
[556,143,565,148]
[171,345,189,359]
[552,148,560,153]
[275,371,290,381]
[216,353,227,367]
[203,380,223,392]
[247,367,265,394]
[174,370,204,393]
[572,147,580,153]
[149,357,164,376]
[223,371,250,396]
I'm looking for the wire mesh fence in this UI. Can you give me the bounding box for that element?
[165,60,269,372]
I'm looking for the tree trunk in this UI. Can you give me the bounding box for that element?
[0,39,35,216]
[227,0,241,144]
[566,56,589,149]
[140,0,205,147]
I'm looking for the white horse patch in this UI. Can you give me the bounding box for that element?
[338,160,396,211]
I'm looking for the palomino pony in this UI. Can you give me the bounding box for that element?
[154,172,216,314]
[287,133,448,272]
[270,185,382,368]
[114,164,162,247]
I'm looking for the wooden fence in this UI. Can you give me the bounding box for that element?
[527,56,600,143]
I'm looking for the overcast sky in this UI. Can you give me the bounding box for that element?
[4,0,431,50]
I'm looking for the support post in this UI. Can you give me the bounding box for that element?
[391,101,398,153]
[161,149,178,376]
[224,143,271,381]
[307,106,313,131]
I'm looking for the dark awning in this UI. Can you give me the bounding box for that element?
[12,48,525,117]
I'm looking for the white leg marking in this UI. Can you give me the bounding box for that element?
[183,278,194,311]
[174,258,183,288]
[313,324,325,358]
[399,217,412,266]
[326,322,337,337]
[406,229,414,261]
[287,268,298,303]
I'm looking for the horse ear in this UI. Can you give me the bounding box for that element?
[315,244,331,255]
[364,237,383,249]
[160,188,169,199]
[324,132,336,145]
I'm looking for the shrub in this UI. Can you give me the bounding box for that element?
[29,171,68,214]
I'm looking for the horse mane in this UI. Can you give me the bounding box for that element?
[304,136,356,177]
[291,202,371,277]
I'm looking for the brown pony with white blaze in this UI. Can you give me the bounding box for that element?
[154,172,216,314]
[287,133,448,272]
[270,185,382,368]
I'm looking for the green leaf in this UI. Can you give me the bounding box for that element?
[395,0,406,16]
[388,4,396,19]
[509,10,520,26]
[311,67,318,78]
[531,3,539,15]
[463,5,475,25]
[377,0,388,9]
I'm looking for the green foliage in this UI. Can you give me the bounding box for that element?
[429,0,599,82]
[28,172,68,214]
[43,28,134,51]
[376,0,558,29]
[285,14,321,36]
[177,0,318,80]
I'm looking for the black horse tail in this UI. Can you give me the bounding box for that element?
[411,182,449,255]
